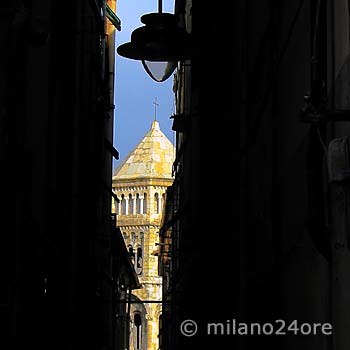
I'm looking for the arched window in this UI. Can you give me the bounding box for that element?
[154,193,160,214]
[136,247,143,275]
[134,313,142,350]
[162,193,165,212]
[143,193,147,214]
[121,194,126,215]
[114,197,119,215]
[136,193,141,214]
[128,245,135,266]
[128,194,133,214]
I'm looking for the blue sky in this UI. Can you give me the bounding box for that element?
[113,0,176,170]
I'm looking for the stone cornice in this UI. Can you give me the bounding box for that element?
[112,177,173,188]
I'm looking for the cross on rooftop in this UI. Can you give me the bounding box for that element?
[153,97,159,121]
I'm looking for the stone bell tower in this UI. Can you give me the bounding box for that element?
[112,120,175,350]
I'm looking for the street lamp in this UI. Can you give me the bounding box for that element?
[116,0,191,82]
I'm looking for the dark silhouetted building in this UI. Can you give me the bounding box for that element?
[159,0,350,350]
[0,1,138,350]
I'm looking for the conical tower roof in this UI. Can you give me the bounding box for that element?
[113,121,175,180]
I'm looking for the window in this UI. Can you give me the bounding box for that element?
[128,245,135,266]
[121,194,126,215]
[162,193,165,212]
[136,247,143,275]
[143,193,147,214]
[128,243,143,275]
[134,313,142,350]
[136,193,141,214]
[128,194,133,214]
[154,193,160,214]
[114,197,119,215]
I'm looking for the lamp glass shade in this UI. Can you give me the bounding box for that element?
[142,60,177,82]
